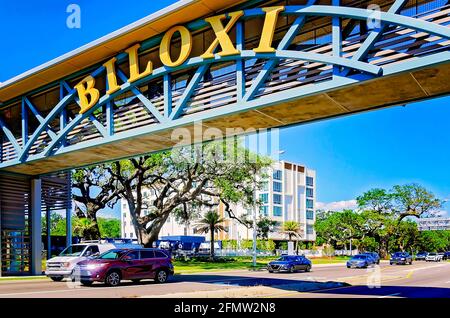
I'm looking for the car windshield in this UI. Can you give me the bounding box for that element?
[353,255,366,259]
[59,245,86,257]
[428,253,436,256]
[98,250,128,259]
[393,253,406,257]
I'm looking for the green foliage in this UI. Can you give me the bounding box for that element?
[41,212,66,236]
[278,241,288,250]
[323,245,335,257]
[417,230,450,252]
[98,218,121,238]
[256,217,277,240]
[282,221,301,241]
[317,184,444,257]
[72,217,96,239]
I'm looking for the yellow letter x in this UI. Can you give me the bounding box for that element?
[200,11,244,59]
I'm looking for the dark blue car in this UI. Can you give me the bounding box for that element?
[267,255,312,273]
[346,254,375,268]
[390,252,413,265]
[362,252,380,264]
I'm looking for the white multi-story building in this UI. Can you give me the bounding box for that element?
[120,160,316,243]
[417,217,450,231]
[218,161,316,242]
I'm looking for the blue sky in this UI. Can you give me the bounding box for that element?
[1,1,449,217]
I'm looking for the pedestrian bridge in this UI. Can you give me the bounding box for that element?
[0,0,449,175]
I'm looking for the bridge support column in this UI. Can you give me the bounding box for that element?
[30,179,42,276]
[66,207,72,247]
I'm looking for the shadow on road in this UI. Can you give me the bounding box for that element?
[311,284,450,298]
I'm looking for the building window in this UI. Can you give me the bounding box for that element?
[130,233,134,238]
[124,221,126,227]
[123,203,127,209]
[123,213,126,218]
[273,206,282,217]
[259,193,269,204]
[306,188,314,198]
[273,181,282,193]
[307,225,314,235]
[306,176,314,187]
[306,199,314,209]
[273,170,282,180]
[273,194,282,205]
[306,210,314,220]
[260,205,269,216]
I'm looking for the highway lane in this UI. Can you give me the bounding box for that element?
[0,261,449,298]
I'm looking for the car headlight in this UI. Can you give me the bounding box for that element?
[86,263,107,270]
[401,258,405,260]
[62,262,72,268]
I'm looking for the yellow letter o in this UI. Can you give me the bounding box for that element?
[160,25,192,67]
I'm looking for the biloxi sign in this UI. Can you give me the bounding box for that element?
[74,6,284,114]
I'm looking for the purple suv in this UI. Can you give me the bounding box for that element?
[74,248,174,286]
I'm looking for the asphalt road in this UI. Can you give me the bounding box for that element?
[0,261,449,298]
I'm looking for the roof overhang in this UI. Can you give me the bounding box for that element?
[0,0,246,103]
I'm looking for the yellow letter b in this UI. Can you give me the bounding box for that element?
[75,75,100,114]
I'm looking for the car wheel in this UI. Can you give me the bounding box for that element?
[80,280,93,287]
[131,279,141,284]
[50,277,64,282]
[105,270,121,287]
[289,267,295,273]
[305,265,311,272]
[390,262,393,265]
[268,270,274,273]
[347,266,350,269]
[155,269,169,283]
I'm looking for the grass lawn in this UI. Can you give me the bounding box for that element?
[0,276,47,282]
[174,256,350,274]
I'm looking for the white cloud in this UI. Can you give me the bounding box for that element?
[316,200,358,212]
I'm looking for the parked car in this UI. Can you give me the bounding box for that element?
[267,255,312,273]
[390,252,413,265]
[45,240,139,282]
[74,248,174,286]
[426,252,443,262]
[363,252,380,264]
[415,251,428,261]
[346,254,375,268]
[443,252,450,261]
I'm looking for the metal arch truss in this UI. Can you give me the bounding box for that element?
[1,0,450,169]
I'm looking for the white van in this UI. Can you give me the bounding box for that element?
[45,240,140,281]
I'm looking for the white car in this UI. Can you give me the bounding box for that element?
[45,241,140,281]
[425,252,443,262]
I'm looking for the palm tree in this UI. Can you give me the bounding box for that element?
[195,211,227,260]
[73,217,97,240]
[282,221,302,253]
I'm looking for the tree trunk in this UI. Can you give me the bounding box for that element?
[85,204,101,239]
[141,213,171,247]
